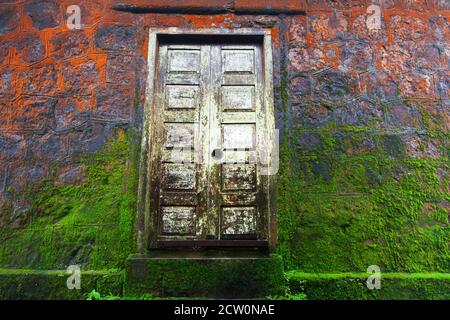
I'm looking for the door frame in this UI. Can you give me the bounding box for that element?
[137,28,277,252]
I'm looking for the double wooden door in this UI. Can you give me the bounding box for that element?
[149,40,270,246]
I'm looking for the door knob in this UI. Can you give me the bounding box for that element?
[211,148,223,161]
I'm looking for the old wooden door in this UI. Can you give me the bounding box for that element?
[149,40,270,247]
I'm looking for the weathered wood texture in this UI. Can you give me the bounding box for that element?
[147,37,272,246]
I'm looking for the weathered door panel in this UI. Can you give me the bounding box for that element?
[150,41,269,245]
[211,44,267,240]
[151,45,210,240]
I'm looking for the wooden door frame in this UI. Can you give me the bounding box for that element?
[136,28,277,252]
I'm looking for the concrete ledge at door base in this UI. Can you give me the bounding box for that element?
[125,250,285,298]
[286,272,450,300]
[0,269,124,300]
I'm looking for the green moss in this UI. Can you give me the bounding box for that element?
[275,66,447,276]
[286,272,450,300]
[277,153,449,272]
[0,128,138,270]
[286,271,450,280]
[0,269,123,300]
[277,122,449,272]
[125,254,285,299]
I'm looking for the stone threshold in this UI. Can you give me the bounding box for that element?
[125,252,285,299]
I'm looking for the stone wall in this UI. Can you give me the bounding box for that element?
[0,1,448,272]
[277,1,449,272]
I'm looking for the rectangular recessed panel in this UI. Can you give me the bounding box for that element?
[161,206,195,234]
[166,85,199,109]
[221,86,254,111]
[162,164,196,190]
[168,50,200,72]
[161,149,195,164]
[166,73,200,85]
[222,150,257,164]
[222,164,256,191]
[221,207,256,235]
[223,124,255,149]
[163,110,199,123]
[164,123,195,149]
[222,74,256,86]
[222,50,254,73]
[160,193,198,206]
[221,112,256,123]
[221,193,257,206]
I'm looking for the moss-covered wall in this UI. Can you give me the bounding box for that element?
[286,272,450,300]
[125,253,285,298]
[0,128,138,270]
[0,269,123,300]
[0,1,448,279]
[277,127,448,272]
[276,6,449,273]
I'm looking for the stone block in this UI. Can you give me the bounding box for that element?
[288,16,307,48]
[106,54,136,85]
[12,33,45,65]
[287,272,450,300]
[27,132,68,161]
[380,134,405,158]
[94,24,138,52]
[50,31,90,61]
[0,269,123,300]
[66,123,112,155]
[0,67,20,98]
[0,132,26,160]
[387,15,428,42]
[24,0,60,30]
[0,7,19,35]
[55,97,91,132]
[7,96,56,131]
[125,250,285,298]
[95,84,133,119]
[19,64,59,96]
[61,60,100,96]
[0,42,8,65]
[288,47,326,73]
